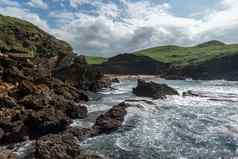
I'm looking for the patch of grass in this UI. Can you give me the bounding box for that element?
[0,14,72,56]
[134,41,238,66]
[86,56,107,65]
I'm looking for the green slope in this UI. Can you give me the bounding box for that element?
[86,56,107,65]
[134,41,238,66]
[0,14,72,56]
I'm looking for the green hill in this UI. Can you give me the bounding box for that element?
[86,56,107,64]
[0,14,72,57]
[134,40,238,66]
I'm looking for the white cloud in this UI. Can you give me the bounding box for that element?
[53,1,201,56]
[0,0,19,6]
[69,0,94,8]
[27,0,48,10]
[1,0,238,56]
[0,6,49,31]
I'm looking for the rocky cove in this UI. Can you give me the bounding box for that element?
[0,52,182,159]
[2,54,238,159]
[1,14,238,159]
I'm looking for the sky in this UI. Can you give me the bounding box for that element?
[0,0,238,56]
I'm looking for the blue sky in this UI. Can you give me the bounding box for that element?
[0,0,238,56]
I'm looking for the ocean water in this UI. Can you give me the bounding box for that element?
[78,78,238,159]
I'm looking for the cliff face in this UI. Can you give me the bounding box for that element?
[0,15,73,57]
[164,54,238,81]
[95,54,168,75]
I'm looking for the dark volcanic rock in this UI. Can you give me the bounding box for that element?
[93,102,128,134]
[55,55,111,91]
[95,53,168,75]
[133,79,179,99]
[64,127,97,141]
[19,94,50,110]
[65,103,88,119]
[35,133,81,159]
[111,78,120,83]
[0,96,17,108]
[0,128,4,140]
[24,108,70,138]
[0,120,28,144]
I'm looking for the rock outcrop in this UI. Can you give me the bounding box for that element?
[55,54,111,91]
[0,53,101,145]
[0,102,129,159]
[133,79,179,99]
[93,102,128,134]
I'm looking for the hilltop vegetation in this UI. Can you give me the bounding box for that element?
[86,56,107,64]
[0,14,72,56]
[134,40,238,66]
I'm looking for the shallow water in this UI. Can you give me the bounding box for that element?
[79,79,238,159]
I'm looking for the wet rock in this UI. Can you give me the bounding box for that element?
[111,78,120,83]
[182,90,200,97]
[0,120,28,144]
[35,133,81,159]
[0,128,4,140]
[93,103,128,134]
[64,127,97,141]
[0,107,29,144]
[0,96,17,108]
[133,79,179,99]
[78,154,104,159]
[161,74,186,80]
[66,104,88,119]
[24,108,70,138]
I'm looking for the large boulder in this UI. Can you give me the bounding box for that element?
[35,133,81,159]
[0,96,17,108]
[0,120,27,144]
[133,79,179,99]
[24,108,70,138]
[93,103,128,134]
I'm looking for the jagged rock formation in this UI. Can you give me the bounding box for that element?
[133,79,179,99]
[162,54,238,80]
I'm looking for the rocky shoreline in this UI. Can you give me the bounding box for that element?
[0,53,131,159]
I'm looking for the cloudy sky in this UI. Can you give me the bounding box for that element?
[0,0,238,56]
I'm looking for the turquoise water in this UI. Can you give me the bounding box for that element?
[80,79,238,159]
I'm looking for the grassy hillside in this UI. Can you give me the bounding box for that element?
[134,41,238,66]
[0,14,72,56]
[86,56,107,64]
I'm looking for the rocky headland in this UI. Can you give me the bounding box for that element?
[91,40,238,81]
[0,14,129,159]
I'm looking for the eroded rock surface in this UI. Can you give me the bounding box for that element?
[133,79,179,99]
